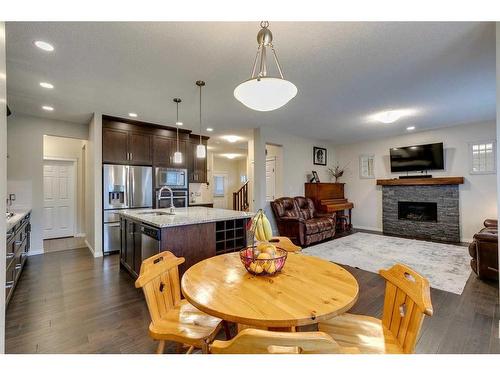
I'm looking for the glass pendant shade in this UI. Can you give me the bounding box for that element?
[196,144,206,158]
[173,151,183,164]
[234,21,297,112]
[234,77,297,112]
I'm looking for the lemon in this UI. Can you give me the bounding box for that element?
[266,261,276,274]
[257,253,271,260]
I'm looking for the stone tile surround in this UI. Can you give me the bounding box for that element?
[382,184,460,242]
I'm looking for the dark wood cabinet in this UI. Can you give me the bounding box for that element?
[102,127,152,165]
[188,137,208,183]
[103,128,129,164]
[129,132,152,165]
[153,136,187,168]
[120,219,141,278]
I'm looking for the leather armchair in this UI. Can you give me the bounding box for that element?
[468,219,498,281]
[271,197,336,247]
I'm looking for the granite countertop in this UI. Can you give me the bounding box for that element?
[118,207,253,228]
[7,209,32,232]
[188,201,214,206]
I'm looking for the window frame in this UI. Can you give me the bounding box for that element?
[359,154,375,179]
[468,140,496,175]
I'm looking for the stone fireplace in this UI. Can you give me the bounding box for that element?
[377,177,464,243]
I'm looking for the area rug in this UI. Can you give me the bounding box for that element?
[302,232,471,294]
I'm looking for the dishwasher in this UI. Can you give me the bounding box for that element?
[139,223,162,264]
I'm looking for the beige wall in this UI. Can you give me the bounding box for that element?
[335,121,497,242]
[7,114,89,254]
[213,156,245,209]
[43,135,87,235]
[85,113,102,256]
[266,143,284,199]
[0,21,7,353]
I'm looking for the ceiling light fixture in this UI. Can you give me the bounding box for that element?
[222,153,240,159]
[406,126,416,131]
[173,98,183,164]
[371,109,416,124]
[40,82,54,89]
[221,135,241,143]
[196,80,207,159]
[206,128,213,132]
[34,40,54,52]
[128,113,138,118]
[234,21,297,112]
[42,105,54,111]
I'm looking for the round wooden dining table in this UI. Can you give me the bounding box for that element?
[181,252,359,329]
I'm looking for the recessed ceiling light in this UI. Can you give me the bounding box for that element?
[34,40,54,52]
[222,153,240,159]
[42,105,54,111]
[406,126,416,131]
[175,121,183,126]
[221,135,242,143]
[128,113,138,118]
[39,82,54,89]
[206,128,213,132]
[370,109,416,124]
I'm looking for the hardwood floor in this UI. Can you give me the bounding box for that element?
[5,247,500,354]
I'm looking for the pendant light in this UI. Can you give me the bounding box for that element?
[196,80,206,159]
[173,98,183,164]
[234,21,297,112]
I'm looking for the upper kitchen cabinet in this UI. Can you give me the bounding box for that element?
[102,128,129,164]
[153,136,187,168]
[103,124,152,165]
[188,135,209,183]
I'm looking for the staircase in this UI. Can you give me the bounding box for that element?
[233,181,249,211]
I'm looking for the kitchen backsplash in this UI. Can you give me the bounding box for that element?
[188,183,212,204]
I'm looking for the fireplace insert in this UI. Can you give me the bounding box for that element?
[398,201,437,222]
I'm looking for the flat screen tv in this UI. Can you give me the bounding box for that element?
[390,142,444,173]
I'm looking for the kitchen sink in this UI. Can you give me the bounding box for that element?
[137,211,175,216]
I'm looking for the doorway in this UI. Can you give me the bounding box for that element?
[43,159,77,240]
[266,157,276,202]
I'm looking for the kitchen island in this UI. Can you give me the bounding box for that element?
[118,207,252,278]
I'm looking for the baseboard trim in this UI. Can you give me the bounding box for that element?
[28,248,44,256]
[84,239,95,255]
[354,225,382,233]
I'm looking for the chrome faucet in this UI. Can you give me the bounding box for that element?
[157,186,175,213]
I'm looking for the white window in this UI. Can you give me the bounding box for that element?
[359,155,375,179]
[469,141,496,174]
[213,175,226,197]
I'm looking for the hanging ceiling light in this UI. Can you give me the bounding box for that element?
[234,21,297,112]
[196,80,207,158]
[173,98,183,164]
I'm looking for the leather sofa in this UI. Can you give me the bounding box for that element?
[271,197,336,247]
[468,219,498,281]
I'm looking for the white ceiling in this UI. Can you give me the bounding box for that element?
[5,22,496,144]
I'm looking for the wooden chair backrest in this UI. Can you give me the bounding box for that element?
[135,251,185,324]
[379,264,433,354]
[210,328,358,354]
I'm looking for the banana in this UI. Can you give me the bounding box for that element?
[257,218,266,242]
[261,214,273,241]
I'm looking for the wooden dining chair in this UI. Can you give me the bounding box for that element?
[210,328,359,354]
[318,263,433,354]
[135,251,225,354]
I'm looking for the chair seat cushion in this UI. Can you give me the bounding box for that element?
[318,313,404,354]
[304,217,334,234]
[149,299,222,346]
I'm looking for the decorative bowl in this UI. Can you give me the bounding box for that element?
[239,246,287,276]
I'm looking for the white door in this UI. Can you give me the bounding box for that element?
[212,172,228,209]
[43,160,76,239]
[266,158,276,202]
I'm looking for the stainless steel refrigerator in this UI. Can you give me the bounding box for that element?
[103,164,152,254]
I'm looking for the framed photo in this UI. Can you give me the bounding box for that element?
[312,170,320,183]
[313,147,327,166]
[359,155,375,179]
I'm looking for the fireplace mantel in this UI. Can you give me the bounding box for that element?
[376,177,464,186]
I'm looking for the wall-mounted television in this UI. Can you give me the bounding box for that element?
[390,142,444,173]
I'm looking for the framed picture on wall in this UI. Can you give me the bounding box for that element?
[313,147,327,166]
[359,154,375,179]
